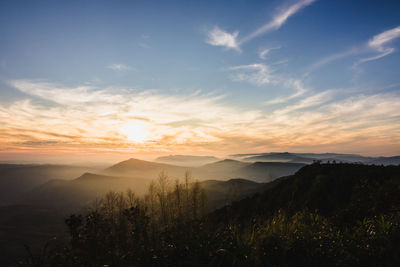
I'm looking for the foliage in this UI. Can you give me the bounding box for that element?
[22,163,400,266]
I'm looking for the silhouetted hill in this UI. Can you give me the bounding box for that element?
[244,152,315,164]
[8,162,400,266]
[368,156,400,166]
[297,153,372,162]
[193,159,250,180]
[200,178,268,209]
[74,172,119,181]
[106,158,169,172]
[21,169,271,212]
[200,159,249,169]
[238,161,306,182]
[20,172,151,208]
[155,155,219,167]
[215,163,400,224]
[17,158,307,209]
[103,158,304,183]
[53,162,400,266]
[104,158,189,178]
[0,164,97,205]
[233,152,375,164]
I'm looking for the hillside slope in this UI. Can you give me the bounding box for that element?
[20,172,151,207]
[215,163,400,223]
[0,164,97,205]
[51,163,400,266]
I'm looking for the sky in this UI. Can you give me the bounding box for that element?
[1,0,400,163]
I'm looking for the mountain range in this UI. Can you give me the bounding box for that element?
[154,155,219,167]
[3,152,399,209]
[0,164,99,205]
[231,152,400,165]
[16,158,304,208]
[1,153,399,265]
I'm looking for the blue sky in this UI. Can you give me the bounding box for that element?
[1,0,400,162]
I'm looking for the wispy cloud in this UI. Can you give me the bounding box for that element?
[2,80,400,156]
[259,46,281,60]
[205,0,316,50]
[360,26,400,63]
[261,92,400,156]
[273,90,333,116]
[307,26,400,74]
[228,63,306,104]
[108,63,132,71]
[239,0,316,45]
[9,80,121,105]
[265,79,307,104]
[306,48,359,74]
[3,80,261,153]
[205,26,240,51]
[228,64,273,85]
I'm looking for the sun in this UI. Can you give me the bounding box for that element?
[120,123,149,143]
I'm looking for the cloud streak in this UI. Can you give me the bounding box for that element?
[205,0,316,50]
[306,26,400,74]
[265,79,307,104]
[239,0,316,45]
[360,26,400,63]
[259,46,281,60]
[228,64,273,85]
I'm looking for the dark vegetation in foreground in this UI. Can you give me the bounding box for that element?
[21,163,400,266]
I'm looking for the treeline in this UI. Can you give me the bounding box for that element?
[20,163,400,266]
[21,171,208,266]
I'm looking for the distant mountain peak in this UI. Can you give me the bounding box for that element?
[219,159,240,163]
[226,178,260,184]
[155,155,219,167]
[109,158,155,167]
[202,159,247,167]
[75,172,117,181]
[127,158,147,163]
[156,155,217,160]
